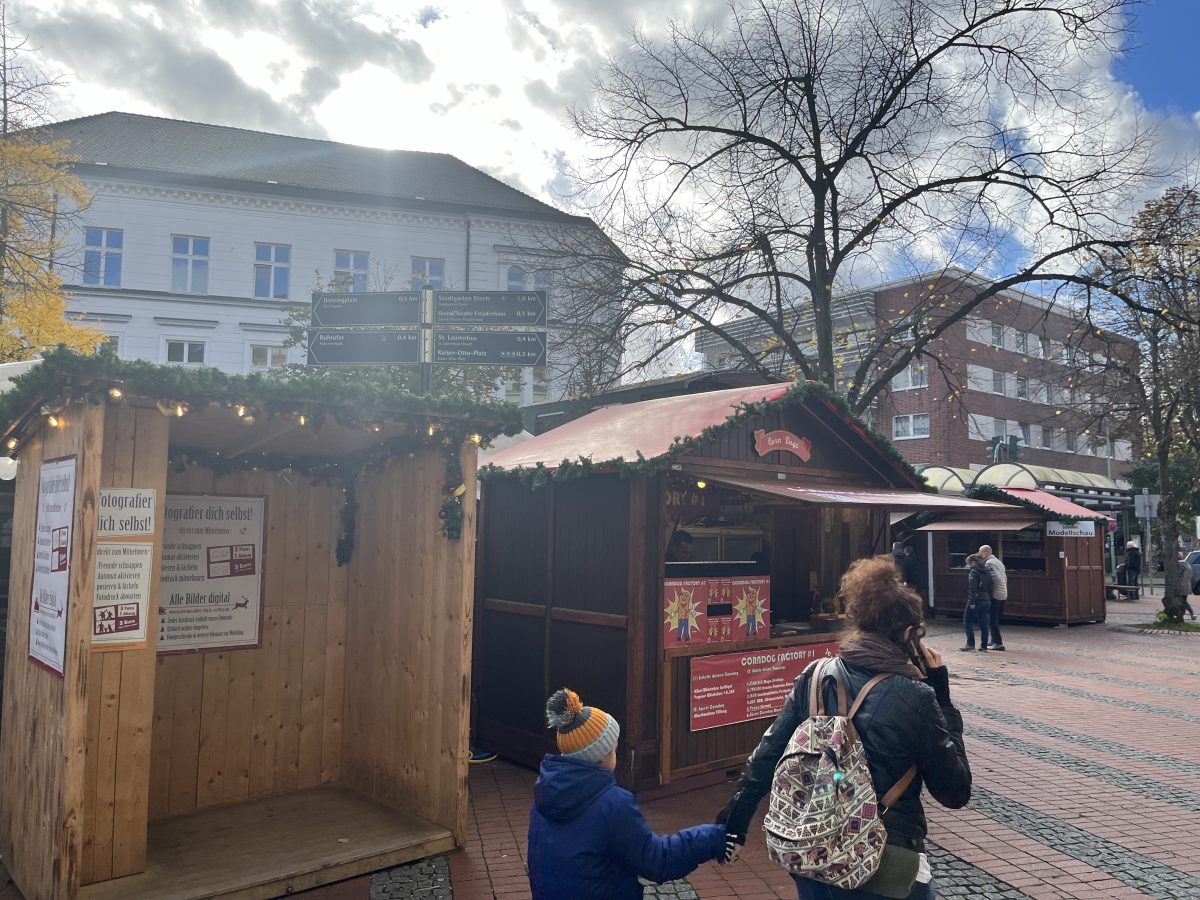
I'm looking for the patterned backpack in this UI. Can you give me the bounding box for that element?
[763,658,917,889]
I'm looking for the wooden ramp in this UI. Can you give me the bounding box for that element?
[79,786,455,900]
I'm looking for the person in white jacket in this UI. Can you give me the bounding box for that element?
[979,545,1007,651]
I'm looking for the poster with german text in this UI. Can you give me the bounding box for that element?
[159,495,265,653]
[30,457,77,675]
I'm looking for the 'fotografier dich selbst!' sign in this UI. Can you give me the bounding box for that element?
[307,289,548,368]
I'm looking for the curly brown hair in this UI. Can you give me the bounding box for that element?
[838,555,925,643]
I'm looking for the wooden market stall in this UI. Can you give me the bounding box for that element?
[474,383,1002,793]
[917,481,1112,625]
[0,350,519,900]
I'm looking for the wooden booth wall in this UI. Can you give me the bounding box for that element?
[931,531,1106,624]
[341,447,478,840]
[0,402,106,900]
[82,407,169,885]
[143,465,349,829]
[476,475,646,779]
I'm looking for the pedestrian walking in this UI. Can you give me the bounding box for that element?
[961,554,992,652]
[716,556,972,900]
[527,688,730,899]
[978,545,1007,651]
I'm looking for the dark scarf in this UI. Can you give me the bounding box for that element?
[838,631,924,680]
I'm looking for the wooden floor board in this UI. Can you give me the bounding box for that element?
[78,786,453,900]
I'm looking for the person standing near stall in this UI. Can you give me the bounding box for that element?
[979,545,1007,652]
[666,530,695,563]
[1124,542,1142,593]
[961,554,992,652]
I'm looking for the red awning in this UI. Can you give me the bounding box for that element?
[482,383,791,471]
[916,518,1041,532]
[709,477,1012,510]
[999,487,1111,521]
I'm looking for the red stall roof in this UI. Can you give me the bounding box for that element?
[998,488,1111,521]
[482,383,790,471]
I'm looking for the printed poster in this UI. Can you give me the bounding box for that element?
[663,578,707,648]
[30,457,78,675]
[97,488,156,537]
[732,576,771,640]
[92,542,154,646]
[159,494,265,653]
[690,642,839,731]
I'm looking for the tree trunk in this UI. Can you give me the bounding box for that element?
[1156,444,1187,621]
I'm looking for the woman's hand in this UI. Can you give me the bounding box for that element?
[721,832,745,864]
[919,640,943,670]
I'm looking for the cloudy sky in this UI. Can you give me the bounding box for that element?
[14,0,1200,210]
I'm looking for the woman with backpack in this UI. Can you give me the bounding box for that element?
[716,555,972,900]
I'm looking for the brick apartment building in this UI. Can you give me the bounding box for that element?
[696,268,1137,480]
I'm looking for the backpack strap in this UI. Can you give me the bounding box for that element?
[809,657,849,716]
[842,668,920,811]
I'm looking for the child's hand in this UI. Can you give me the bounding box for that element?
[721,834,744,864]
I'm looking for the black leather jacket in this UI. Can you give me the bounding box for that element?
[968,563,992,603]
[718,658,971,851]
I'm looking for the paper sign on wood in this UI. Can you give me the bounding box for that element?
[92,542,154,646]
[30,456,77,674]
[159,494,266,653]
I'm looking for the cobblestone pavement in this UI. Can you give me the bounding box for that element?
[296,590,1200,899]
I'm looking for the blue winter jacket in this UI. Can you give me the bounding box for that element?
[527,755,726,899]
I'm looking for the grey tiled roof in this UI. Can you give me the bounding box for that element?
[39,112,581,221]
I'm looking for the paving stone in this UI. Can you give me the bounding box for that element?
[369,855,453,900]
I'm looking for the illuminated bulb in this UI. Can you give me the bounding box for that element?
[5,438,16,450]
[242,415,256,426]
[469,433,482,445]
[48,415,61,428]
[174,403,187,417]
[235,404,247,417]
[107,387,123,399]
[370,423,382,433]
[428,424,437,437]
[696,480,707,489]
[297,414,307,426]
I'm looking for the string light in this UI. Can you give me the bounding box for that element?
[297,414,308,426]
[5,438,16,450]
[48,415,61,428]
[174,403,188,417]
[428,424,437,437]
[107,387,124,399]
[370,423,383,433]
[696,480,708,489]
[235,404,247,417]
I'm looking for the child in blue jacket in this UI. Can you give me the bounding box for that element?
[527,688,729,899]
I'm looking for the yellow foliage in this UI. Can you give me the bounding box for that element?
[0,136,100,361]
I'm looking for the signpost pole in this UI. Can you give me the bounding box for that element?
[420,286,434,396]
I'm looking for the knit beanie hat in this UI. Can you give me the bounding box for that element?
[545,688,620,764]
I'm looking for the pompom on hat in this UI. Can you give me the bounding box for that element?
[545,688,620,764]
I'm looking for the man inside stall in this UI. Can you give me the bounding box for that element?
[666,530,695,563]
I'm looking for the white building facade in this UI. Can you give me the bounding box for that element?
[45,113,604,404]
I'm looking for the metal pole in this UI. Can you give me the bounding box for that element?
[420,286,434,396]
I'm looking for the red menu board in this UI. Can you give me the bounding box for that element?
[690,642,840,731]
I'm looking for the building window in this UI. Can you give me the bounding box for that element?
[1041,426,1054,449]
[249,345,288,372]
[254,243,291,299]
[893,413,930,440]
[412,256,445,289]
[172,235,209,294]
[165,340,206,366]
[990,323,1004,347]
[1065,430,1077,453]
[992,370,1007,395]
[994,418,1006,439]
[83,228,123,286]
[334,250,369,292]
[98,334,122,357]
[1015,331,1028,354]
[1016,376,1028,400]
[891,360,929,391]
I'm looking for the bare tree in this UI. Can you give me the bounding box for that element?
[1083,187,1200,617]
[556,0,1159,413]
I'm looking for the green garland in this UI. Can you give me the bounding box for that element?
[0,347,523,438]
[439,437,465,539]
[2,348,517,545]
[479,380,930,491]
[963,483,1104,525]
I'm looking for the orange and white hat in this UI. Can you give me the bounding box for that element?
[545,688,620,764]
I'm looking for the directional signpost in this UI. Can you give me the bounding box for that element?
[307,329,421,365]
[308,288,549,394]
[434,331,547,366]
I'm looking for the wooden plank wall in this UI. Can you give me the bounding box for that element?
[80,407,169,885]
[0,402,105,900]
[342,443,477,842]
[145,466,349,821]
